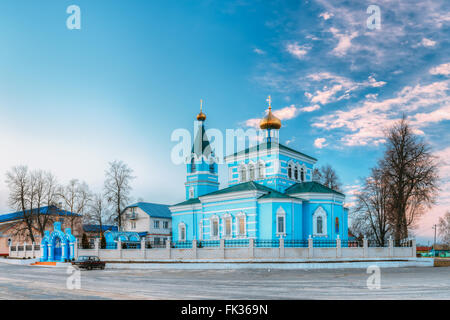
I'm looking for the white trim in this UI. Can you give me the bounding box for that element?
[313,206,327,237]
[276,206,286,237]
[210,215,220,240]
[178,222,187,241]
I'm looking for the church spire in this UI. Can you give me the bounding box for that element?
[196,99,206,121]
[259,95,281,130]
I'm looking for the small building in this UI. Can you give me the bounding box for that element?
[121,202,172,245]
[40,221,77,262]
[0,206,81,256]
[82,224,118,246]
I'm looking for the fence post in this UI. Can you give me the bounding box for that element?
[220,239,225,259]
[192,238,197,260]
[389,236,393,258]
[94,238,100,257]
[23,242,27,258]
[8,241,11,257]
[308,235,313,258]
[117,240,122,260]
[336,235,341,258]
[166,239,171,260]
[363,235,368,258]
[74,239,79,259]
[249,238,254,259]
[411,239,416,257]
[141,239,146,260]
[31,242,35,259]
[279,237,285,258]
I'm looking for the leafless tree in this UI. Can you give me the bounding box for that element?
[380,116,439,242]
[438,211,450,245]
[104,160,135,230]
[351,168,392,246]
[84,193,112,237]
[59,179,93,229]
[5,166,35,242]
[312,164,342,192]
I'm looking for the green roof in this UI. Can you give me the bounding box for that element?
[172,198,201,207]
[285,181,344,196]
[225,142,317,161]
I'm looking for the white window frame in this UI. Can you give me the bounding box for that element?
[276,207,286,237]
[178,223,186,241]
[258,161,265,179]
[210,215,220,239]
[313,206,328,237]
[222,213,233,239]
[154,220,160,229]
[189,186,194,199]
[235,212,246,238]
[239,164,247,182]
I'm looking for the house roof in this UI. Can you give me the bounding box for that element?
[0,206,80,224]
[83,224,118,233]
[225,141,317,162]
[285,181,344,196]
[125,202,171,219]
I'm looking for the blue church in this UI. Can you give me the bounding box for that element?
[169,98,348,242]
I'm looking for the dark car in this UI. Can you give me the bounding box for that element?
[72,256,106,270]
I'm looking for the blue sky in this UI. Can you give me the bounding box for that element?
[0,0,448,243]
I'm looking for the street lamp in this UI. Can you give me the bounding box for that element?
[432,224,437,256]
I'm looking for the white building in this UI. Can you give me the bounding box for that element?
[122,202,172,244]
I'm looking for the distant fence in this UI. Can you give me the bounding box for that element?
[8,237,416,261]
[72,237,416,261]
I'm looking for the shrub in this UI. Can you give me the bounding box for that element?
[81,233,89,249]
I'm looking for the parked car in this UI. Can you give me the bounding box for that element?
[72,256,106,270]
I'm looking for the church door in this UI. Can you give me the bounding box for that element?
[54,238,62,261]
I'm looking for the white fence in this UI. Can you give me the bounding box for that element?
[8,237,416,261]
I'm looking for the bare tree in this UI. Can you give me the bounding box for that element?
[380,116,439,242]
[104,160,135,230]
[351,168,392,246]
[312,164,342,192]
[438,211,450,245]
[5,166,35,242]
[59,179,92,229]
[85,193,112,237]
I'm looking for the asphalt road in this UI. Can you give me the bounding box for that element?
[0,263,448,299]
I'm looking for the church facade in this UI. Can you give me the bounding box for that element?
[170,98,348,242]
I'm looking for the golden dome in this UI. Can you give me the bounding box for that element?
[259,96,281,130]
[196,99,206,121]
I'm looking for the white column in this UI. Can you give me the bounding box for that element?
[363,235,368,258]
[388,236,393,258]
[308,235,313,258]
[336,235,341,258]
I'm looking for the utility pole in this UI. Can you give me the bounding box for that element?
[432,224,437,256]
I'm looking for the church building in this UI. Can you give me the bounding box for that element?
[169,98,348,242]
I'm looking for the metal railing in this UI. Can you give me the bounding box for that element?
[122,241,141,249]
[145,240,166,249]
[284,240,308,248]
[313,240,336,247]
[255,239,279,248]
[197,240,220,248]
[171,241,192,249]
[368,240,388,247]
[341,240,363,247]
[224,239,250,248]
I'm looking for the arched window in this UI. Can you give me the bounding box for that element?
[294,166,298,180]
[189,187,194,199]
[209,160,215,173]
[190,158,196,173]
[301,168,305,182]
[335,217,339,234]
[288,164,292,179]
[317,216,323,234]
[178,223,186,241]
[223,214,232,238]
[258,162,265,178]
[239,165,247,182]
[210,216,219,239]
[249,164,255,181]
[236,213,246,237]
[313,206,327,236]
[276,207,286,236]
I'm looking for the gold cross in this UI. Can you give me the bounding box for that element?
[200,99,203,112]
[266,95,272,110]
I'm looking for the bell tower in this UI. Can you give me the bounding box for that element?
[185,100,219,200]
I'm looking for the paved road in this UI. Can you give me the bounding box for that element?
[0,263,448,299]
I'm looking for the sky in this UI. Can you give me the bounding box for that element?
[0,0,448,244]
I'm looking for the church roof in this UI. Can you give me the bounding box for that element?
[191,122,212,158]
[0,206,80,224]
[172,181,296,207]
[225,142,317,162]
[285,181,344,196]
[125,202,171,219]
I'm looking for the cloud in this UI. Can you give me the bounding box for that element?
[253,48,265,55]
[300,104,321,112]
[314,137,327,149]
[319,12,334,20]
[286,42,310,59]
[329,28,358,57]
[312,78,449,146]
[420,38,437,47]
[430,62,450,76]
